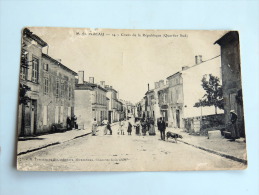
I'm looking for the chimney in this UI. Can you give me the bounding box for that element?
[159,80,164,87]
[105,85,109,89]
[155,82,159,89]
[100,81,105,88]
[148,83,150,91]
[89,77,94,83]
[78,71,84,84]
[195,55,203,65]
[110,86,113,89]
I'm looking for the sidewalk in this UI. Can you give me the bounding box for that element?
[17,122,121,155]
[167,127,247,164]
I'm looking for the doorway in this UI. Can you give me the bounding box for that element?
[176,109,180,128]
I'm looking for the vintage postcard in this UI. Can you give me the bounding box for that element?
[17,27,247,171]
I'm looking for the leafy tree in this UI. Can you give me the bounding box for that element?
[194,74,224,114]
[19,83,31,105]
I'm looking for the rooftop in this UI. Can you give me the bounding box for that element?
[42,53,78,76]
[23,28,48,47]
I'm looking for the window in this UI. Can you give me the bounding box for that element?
[60,82,64,98]
[60,106,64,123]
[20,49,28,80]
[43,63,48,71]
[44,77,49,95]
[68,85,72,100]
[56,79,60,98]
[32,57,39,83]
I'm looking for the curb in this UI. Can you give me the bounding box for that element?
[178,140,247,165]
[17,132,92,156]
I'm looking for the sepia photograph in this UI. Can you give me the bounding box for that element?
[16,27,247,171]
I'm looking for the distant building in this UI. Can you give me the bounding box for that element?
[167,72,184,128]
[105,85,119,123]
[157,80,169,124]
[75,74,108,127]
[215,31,245,137]
[167,55,223,130]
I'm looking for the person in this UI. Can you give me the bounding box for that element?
[118,119,125,135]
[71,115,78,129]
[102,120,108,135]
[66,116,71,130]
[157,117,166,141]
[230,110,240,141]
[127,121,132,135]
[107,121,112,135]
[134,118,141,135]
[148,118,156,136]
[141,119,147,136]
[92,118,98,136]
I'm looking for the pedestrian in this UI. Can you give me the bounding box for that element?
[148,118,156,136]
[230,110,240,141]
[127,121,132,135]
[66,116,71,130]
[107,121,112,135]
[118,119,125,135]
[141,119,147,136]
[134,118,141,135]
[157,117,166,141]
[92,118,98,136]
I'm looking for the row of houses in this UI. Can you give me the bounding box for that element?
[136,31,245,136]
[18,28,133,136]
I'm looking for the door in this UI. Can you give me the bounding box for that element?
[176,109,180,128]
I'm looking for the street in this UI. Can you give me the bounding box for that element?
[17,123,245,171]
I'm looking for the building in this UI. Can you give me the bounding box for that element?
[75,73,108,127]
[156,80,169,124]
[41,54,77,130]
[105,85,119,123]
[167,55,223,130]
[215,31,245,137]
[145,87,155,119]
[167,72,184,128]
[18,28,77,136]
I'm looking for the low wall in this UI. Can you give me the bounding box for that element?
[184,114,225,135]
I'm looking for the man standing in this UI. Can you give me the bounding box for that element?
[230,110,239,141]
[157,117,166,141]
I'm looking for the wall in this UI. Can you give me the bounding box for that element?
[74,90,92,130]
[182,56,224,119]
[38,56,75,133]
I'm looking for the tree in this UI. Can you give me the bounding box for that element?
[194,74,224,114]
[19,83,31,105]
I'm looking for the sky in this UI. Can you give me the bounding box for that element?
[28,27,227,104]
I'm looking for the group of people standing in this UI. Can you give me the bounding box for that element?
[91,118,112,136]
[134,117,156,136]
[66,115,78,130]
[91,116,167,140]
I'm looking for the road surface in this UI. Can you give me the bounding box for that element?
[17,123,245,171]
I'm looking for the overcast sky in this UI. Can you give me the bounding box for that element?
[29,27,226,104]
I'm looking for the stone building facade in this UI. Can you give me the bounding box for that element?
[215,31,245,137]
[18,28,77,136]
[75,75,108,127]
[167,72,184,128]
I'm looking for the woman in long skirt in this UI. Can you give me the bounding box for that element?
[135,119,141,135]
[141,120,147,136]
[148,118,156,136]
[127,122,132,135]
[92,118,98,136]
